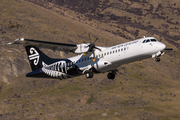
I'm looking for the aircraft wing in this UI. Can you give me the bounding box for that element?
[8,38,78,53]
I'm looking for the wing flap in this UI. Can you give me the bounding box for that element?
[8,38,77,53]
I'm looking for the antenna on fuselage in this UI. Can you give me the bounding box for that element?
[143,36,146,38]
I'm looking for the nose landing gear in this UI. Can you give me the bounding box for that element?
[155,57,160,62]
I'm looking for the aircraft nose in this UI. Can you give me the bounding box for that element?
[159,42,166,51]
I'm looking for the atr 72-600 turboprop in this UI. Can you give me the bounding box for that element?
[8,36,172,80]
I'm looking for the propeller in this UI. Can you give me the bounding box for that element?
[81,33,102,61]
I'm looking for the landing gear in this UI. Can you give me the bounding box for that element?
[107,69,118,80]
[85,72,93,78]
[155,57,160,62]
[85,68,94,78]
[107,73,115,79]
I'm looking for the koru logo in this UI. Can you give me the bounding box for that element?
[29,47,40,65]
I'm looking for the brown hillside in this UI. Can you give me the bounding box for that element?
[0,0,180,119]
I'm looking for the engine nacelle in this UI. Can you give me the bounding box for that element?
[74,43,89,54]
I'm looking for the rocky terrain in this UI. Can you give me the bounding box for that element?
[26,0,180,49]
[0,0,180,119]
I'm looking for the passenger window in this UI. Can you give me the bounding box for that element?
[107,52,109,55]
[118,49,120,52]
[121,48,123,51]
[104,53,106,56]
[124,48,126,51]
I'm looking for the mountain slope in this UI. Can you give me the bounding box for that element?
[26,0,180,49]
[0,0,180,119]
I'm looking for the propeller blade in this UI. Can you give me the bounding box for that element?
[92,51,96,62]
[88,43,95,52]
[94,46,102,52]
[80,33,101,59]
[88,33,92,43]
[81,39,84,43]
[93,37,100,44]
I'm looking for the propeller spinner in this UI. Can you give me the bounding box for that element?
[81,33,102,61]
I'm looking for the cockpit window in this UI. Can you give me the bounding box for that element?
[142,40,146,43]
[151,39,157,42]
[142,39,157,43]
[146,39,150,43]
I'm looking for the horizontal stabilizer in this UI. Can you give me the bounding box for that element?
[26,69,48,78]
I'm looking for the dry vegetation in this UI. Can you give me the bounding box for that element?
[0,0,180,119]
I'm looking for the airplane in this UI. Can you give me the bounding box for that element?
[8,36,173,80]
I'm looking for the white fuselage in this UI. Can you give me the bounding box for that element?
[68,37,166,73]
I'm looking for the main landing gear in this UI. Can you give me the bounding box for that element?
[84,69,118,79]
[85,69,94,78]
[107,70,118,80]
[107,73,115,79]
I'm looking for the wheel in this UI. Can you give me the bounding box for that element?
[107,73,115,79]
[155,57,160,62]
[85,72,93,78]
[86,73,90,78]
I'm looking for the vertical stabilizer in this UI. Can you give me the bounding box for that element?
[25,46,60,71]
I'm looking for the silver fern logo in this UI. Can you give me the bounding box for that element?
[29,47,39,65]
[41,61,71,79]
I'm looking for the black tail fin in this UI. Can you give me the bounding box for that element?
[25,46,60,71]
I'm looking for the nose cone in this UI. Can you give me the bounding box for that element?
[160,43,166,51]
